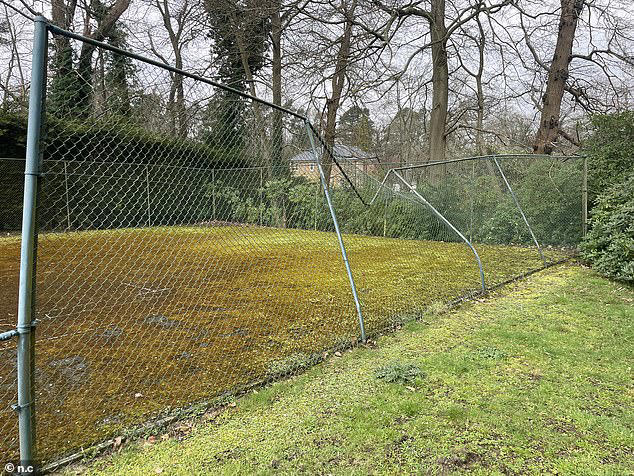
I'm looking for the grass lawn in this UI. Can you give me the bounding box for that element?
[64,265,634,475]
[0,225,565,462]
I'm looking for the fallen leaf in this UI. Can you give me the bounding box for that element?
[229,402,237,407]
[154,467,163,474]
[334,351,342,357]
[134,393,143,399]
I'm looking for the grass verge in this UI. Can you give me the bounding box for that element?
[66,265,634,475]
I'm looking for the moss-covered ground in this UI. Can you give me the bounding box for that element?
[64,265,634,475]
[0,225,566,463]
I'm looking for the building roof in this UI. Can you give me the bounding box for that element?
[290,144,375,163]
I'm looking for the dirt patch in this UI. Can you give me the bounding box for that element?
[49,356,89,387]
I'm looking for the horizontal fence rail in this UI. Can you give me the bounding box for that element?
[0,17,586,469]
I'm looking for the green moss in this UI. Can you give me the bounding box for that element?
[0,225,568,462]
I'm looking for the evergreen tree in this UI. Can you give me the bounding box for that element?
[339,105,375,151]
[202,0,271,148]
[104,26,135,118]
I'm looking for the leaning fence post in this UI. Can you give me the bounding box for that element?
[16,14,48,468]
[305,120,366,342]
[492,157,547,267]
[393,170,486,291]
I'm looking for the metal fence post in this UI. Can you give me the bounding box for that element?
[305,120,366,342]
[64,161,71,230]
[582,156,588,237]
[259,168,263,226]
[314,183,318,231]
[212,169,216,221]
[146,165,151,227]
[469,161,475,242]
[383,192,388,237]
[16,14,48,468]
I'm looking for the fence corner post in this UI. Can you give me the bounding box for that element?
[16,14,48,469]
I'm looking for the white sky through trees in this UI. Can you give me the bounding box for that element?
[1,0,633,155]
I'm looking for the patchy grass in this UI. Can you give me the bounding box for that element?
[65,265,634,475]
[0,225,566,462]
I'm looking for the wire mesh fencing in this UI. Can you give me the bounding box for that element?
[0,19,585,468]
[309,151,583,338]
[0,157,24,464]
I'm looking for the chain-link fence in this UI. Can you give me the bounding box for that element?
[0,18,585,469]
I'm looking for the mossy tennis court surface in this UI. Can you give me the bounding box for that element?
[0,225,567,462]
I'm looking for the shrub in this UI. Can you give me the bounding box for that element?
[0,111,250,231]
[584,112,634,197]
[580,174,634,282]
[476,159,583,246]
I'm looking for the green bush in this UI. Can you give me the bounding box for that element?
[0,112,249,231]
[0,112,246,168]
[580,174,634,282]
[584,112,634,197]
[476,159,583,246]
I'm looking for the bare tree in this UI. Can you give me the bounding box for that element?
[372,0,511,162]
[321,0,358,185]
[494,0,634,153]
[0,5,28,108]
[48,0,132,114]
[533,0,584,153]
[285,0,389,185]
[146,0,202,136]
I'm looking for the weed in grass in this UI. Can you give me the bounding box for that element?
[375,361,424,385]
[471,346,507,360]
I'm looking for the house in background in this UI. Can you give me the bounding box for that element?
[289,144,379,186]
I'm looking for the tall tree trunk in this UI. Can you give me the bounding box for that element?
[322,0,356,187]
[170,48,185,136]
[158,0,187,137]
[475,71,484,155]
[429,0,448,163]
[533,0,583,154]
[270,0,287,227]
[75,0,131,114]
[474,17,485,156]
[168,67,185,137]
[271,0,284,177]
[471,14,498,187]
[51,0,76,56]
[175,72,185,136]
